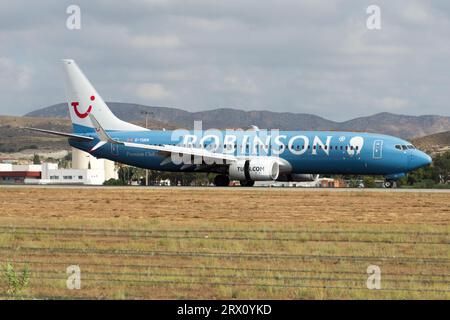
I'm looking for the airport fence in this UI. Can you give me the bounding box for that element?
[0,225,448,299]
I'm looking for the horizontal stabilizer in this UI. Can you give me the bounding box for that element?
[22,127,93,141]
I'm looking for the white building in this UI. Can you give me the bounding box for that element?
[72,148,117,181]
[0,149,118,185]
[37,163,107,185]
[158,178,171,186]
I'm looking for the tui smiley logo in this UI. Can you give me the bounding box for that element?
[71,95,95,118]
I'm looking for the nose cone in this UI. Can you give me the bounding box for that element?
[411,151,432,170]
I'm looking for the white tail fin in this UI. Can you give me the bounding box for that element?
[61,59,146,133]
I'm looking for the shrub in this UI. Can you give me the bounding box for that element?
[2,262,30,297]
[362,176,376,188]
[103,178,126,186]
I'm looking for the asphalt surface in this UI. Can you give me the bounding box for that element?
[1,185,449,192]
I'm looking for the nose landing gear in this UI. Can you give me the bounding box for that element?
[383,173,405,188]
[383,180,397,188]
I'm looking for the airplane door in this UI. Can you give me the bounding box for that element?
[373,140,383,159]
[111,143,119,156]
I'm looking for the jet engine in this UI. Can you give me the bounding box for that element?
[229,159,279,181]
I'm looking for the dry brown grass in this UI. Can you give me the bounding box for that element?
[0,187,448,299]
[1,187,449,224]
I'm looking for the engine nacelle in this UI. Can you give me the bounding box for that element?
[229,159,279,181]
[277,173,318,182]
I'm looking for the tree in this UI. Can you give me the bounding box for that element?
[118,166,134,185]
[400,151,449,187]
[32,154,41,164]
[363,176,376,188]
[103,178,126,186]
[117,166,148,185]
[131,167,146,184]
[433,151,450,184]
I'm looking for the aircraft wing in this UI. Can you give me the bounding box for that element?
[122,141,238,162]
[122,142,293,173]
[88,113,237,162]
[88,114,292,172]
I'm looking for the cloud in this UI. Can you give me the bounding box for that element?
[379,97,409,110]
[222,75,260,95]
[0,0,449,121]
[0,57,33,89]
[401,3,433,25]
[130,35,181,48]
[136,83,171,101]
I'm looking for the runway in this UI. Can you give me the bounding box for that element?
[1,184,450,193]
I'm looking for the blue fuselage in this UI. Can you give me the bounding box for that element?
[69,126,432,179]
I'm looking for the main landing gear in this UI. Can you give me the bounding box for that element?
[240,180,255,187]
[214,174,230,187]
[383,180,397,188]
[213,175,255,187]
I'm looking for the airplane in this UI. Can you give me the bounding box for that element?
[25,59,432,188]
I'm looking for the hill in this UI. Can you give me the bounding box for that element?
[26,103,450,139]
[2,113,450,156]
[0,115,174,154]
[413,130,450,154]
[0,116,72,153]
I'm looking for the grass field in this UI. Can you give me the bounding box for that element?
[0,187,448,299]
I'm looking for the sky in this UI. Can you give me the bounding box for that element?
[1,0,450,121]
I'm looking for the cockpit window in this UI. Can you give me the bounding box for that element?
[407,145,415,149]
[401,145,407,150]
[395,145,402,150]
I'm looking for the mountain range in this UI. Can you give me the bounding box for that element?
[25,102,450,139]
[413,130,450,154]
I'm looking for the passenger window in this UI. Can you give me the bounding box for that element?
[356,146,359,150]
